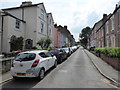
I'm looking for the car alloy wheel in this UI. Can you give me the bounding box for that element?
[54,60,57,68]
[38,69,45,80]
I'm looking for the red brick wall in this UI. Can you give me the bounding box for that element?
[100,54,120,70]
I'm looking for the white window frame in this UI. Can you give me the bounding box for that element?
[111,15,115,31]
[49,19,51,25]
[106,36,109,47]
[49,28,51,36]
[41,9,44,19]
[40,22,44,33]
[99,41,100,48]
[111,35,115,47]
[15,19,20,29]
[106,21,109,34]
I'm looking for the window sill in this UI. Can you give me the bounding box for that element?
[38,32,42,34]
[111,29,114,31]
[14,28,21,32]
[38,32,47,36]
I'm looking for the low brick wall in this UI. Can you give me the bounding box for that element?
[100,54,120,71]
[0,57,14,73]
[92,52,120,71]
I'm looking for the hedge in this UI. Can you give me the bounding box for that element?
[94,47,120,58]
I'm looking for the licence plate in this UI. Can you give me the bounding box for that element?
[17,73,26,76]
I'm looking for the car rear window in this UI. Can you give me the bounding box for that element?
[15,53,36,61]
[50,50,59,54]
[63,48,68,51]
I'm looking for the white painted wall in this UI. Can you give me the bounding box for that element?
[2,16,25,52]
[2,3,54,52]
[2,16,9,52]
[47,13,54,46]
[36,4,48,45]
[0,12,2,53]
[23,6,38,46]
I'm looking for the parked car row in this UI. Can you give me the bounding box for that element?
[10,46,80,80]
[0,54,4,59]
[49,48,67,63]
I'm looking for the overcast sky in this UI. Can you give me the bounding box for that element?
[0,0,119,41]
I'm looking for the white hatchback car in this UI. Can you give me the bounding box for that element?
[11,50,57,80]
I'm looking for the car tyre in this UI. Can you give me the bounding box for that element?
[54,60,57,68]
[13,76,19,80]
[59,57,63,63]
[38,68,45,81]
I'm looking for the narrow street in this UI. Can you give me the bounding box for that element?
[2,47,115,89]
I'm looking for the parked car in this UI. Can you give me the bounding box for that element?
[11,50,57,80]
[62,47,71,56]
[69,47,73,53]
[0,54,4,59]
[71,46,78,52]
[49,48,67,63]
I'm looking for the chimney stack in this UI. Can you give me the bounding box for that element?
[103,14,107,18]
[54,24,57,28]
[64,25,67,30]
[20,1,32,7]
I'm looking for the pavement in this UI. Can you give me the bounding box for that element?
[0,48,119,87]
[84,49,120,87]
[0,71,12,84]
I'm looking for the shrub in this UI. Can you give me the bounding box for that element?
[37,37,52,49]
[10,36,23,51]
[32,46,38,50]
[94,47,120,58]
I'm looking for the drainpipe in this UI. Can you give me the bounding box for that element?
[1,15,4,53]
[22,7,25,50]
[22,7,24,20]
[103,14,107,47]
[118,8,120,47]
[47,15,49,37]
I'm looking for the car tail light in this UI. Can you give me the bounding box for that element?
[57,53,60,56]
[31,59,40,68]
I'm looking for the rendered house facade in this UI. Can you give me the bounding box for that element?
[1,1,54,53]
[0,10,2,53]
[53,24,75,48]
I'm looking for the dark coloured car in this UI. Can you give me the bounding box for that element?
[49,48,67,63]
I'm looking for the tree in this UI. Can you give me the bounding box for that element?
[44,37,52,48]
[10,36,24,51]
[37,37,52,49]
[37,38,45,49]
[79,27,91,48]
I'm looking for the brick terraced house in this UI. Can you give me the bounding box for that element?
[88,2,120,48]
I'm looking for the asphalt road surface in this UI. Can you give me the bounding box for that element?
[1,47,115,89]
